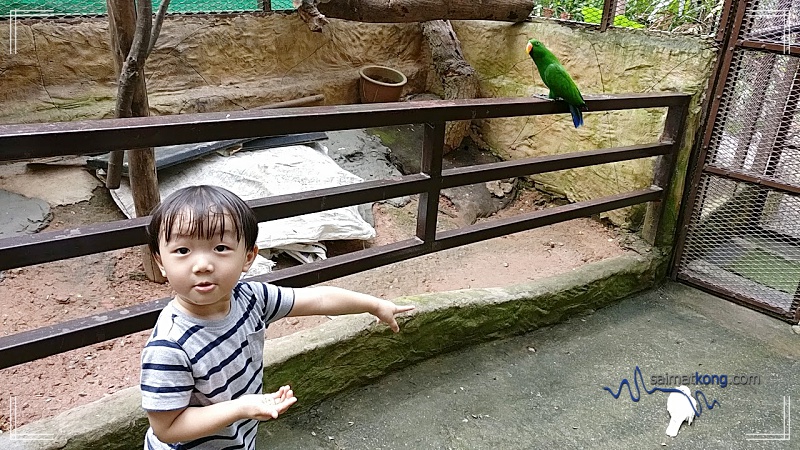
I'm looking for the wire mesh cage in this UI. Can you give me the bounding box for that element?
[676,1,800,321]
[1,0,295,17]
[740,0,800,45]
[706,50,800,187]
[531,0,722,34]
[678,174,800,316]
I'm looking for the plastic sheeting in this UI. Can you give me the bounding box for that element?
[109,144,376,262]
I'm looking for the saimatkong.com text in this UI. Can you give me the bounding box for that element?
[650,372,761,389]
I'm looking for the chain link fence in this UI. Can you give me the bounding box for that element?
[5,0,722,35]
[676,0,800,321]
[532,0,724,34]
[1,0,295,16]
[679,173,800,314]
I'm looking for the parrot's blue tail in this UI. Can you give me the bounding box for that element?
[569,104,584,128]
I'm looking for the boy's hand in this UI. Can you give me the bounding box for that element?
[373,300,415,333]
[239,385,297,420]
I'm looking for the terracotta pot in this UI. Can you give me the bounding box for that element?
[542,7,554,18]
[359,65,407,103]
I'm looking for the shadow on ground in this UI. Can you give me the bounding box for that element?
[260,282,799,450]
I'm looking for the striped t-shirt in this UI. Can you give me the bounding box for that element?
[140,281,295,450]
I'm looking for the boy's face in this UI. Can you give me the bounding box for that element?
[154,212,257,319]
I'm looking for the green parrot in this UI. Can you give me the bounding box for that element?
[526,39,586,128]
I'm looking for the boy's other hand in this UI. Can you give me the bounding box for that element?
[240,385,296,420]
[374,300,415,333]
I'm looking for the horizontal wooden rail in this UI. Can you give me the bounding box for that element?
[0,176,431,271]
[704,164,800,196]
[0,143,672,271]
[433,187,663,250]
[0,94,689,161]
[440,142,672,189]
[738,39,800,57]
[0,187,664,369]
[0,94,690,368]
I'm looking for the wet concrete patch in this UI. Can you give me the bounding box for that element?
[0,189,51,237]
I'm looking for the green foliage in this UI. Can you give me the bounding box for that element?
[613,14,645,29]
[581,7,645,28]
[539,0,722,34]
[616,0,723,32]
[580,4,603,23]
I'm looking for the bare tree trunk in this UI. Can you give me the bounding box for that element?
[422,20,479,154]
[297,0,534,31]
[105,0,136,188]
[107,0,164,282]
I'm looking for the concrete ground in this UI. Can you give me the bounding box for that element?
[259,282,799,450]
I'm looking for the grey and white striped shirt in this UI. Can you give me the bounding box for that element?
[141,281,294,450]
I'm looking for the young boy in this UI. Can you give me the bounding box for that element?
[141,185,414,449]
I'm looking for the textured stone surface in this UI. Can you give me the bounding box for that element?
[0,385,146,450]
[0,253,658,450]
[454,19,715,227]
[0,164,101,206]
[1,15,713,231]
[0,15,428,124]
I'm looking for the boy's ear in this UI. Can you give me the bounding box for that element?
[153,253,166,277]
[241,245,258,273]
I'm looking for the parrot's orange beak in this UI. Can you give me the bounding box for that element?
[526,42,533,54]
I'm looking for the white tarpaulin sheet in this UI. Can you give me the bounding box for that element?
[110,144,376,256]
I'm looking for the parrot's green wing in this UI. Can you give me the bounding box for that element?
[542,63,585,107]
[527,39,587,128]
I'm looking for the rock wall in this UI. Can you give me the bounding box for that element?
[0,14,716,228]
[0,14,429,123]
[454,20,716,227]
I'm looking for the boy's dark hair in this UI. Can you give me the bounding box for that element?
[147,185,259,255]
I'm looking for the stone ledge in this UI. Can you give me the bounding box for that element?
[1,252,659,450]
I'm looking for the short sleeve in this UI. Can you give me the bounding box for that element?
[140,339,194,411]
[247,282,295,325]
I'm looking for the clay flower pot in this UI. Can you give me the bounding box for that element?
[359,65,407,103]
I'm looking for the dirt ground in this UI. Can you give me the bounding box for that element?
[0,185,629,431]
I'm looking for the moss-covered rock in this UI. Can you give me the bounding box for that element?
[263,252,658,414]
[0,253,658,450]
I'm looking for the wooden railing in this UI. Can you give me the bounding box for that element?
[0,94,689,369]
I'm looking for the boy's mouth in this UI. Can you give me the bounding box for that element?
[193,282,216,292]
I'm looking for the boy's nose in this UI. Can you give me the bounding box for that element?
[192,256,214,273]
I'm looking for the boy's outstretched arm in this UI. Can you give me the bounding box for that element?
[289,286,415,332]
[147,386,296,444]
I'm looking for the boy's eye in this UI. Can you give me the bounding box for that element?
[214,245,230,252]
[176,247,190,255]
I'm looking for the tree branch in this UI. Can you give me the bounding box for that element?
[294,0,330,32]
[421,20,479,154]
[318,0,534,23]
[147,0,172,58]
[115,0,152,118]
[108,0,153,189]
